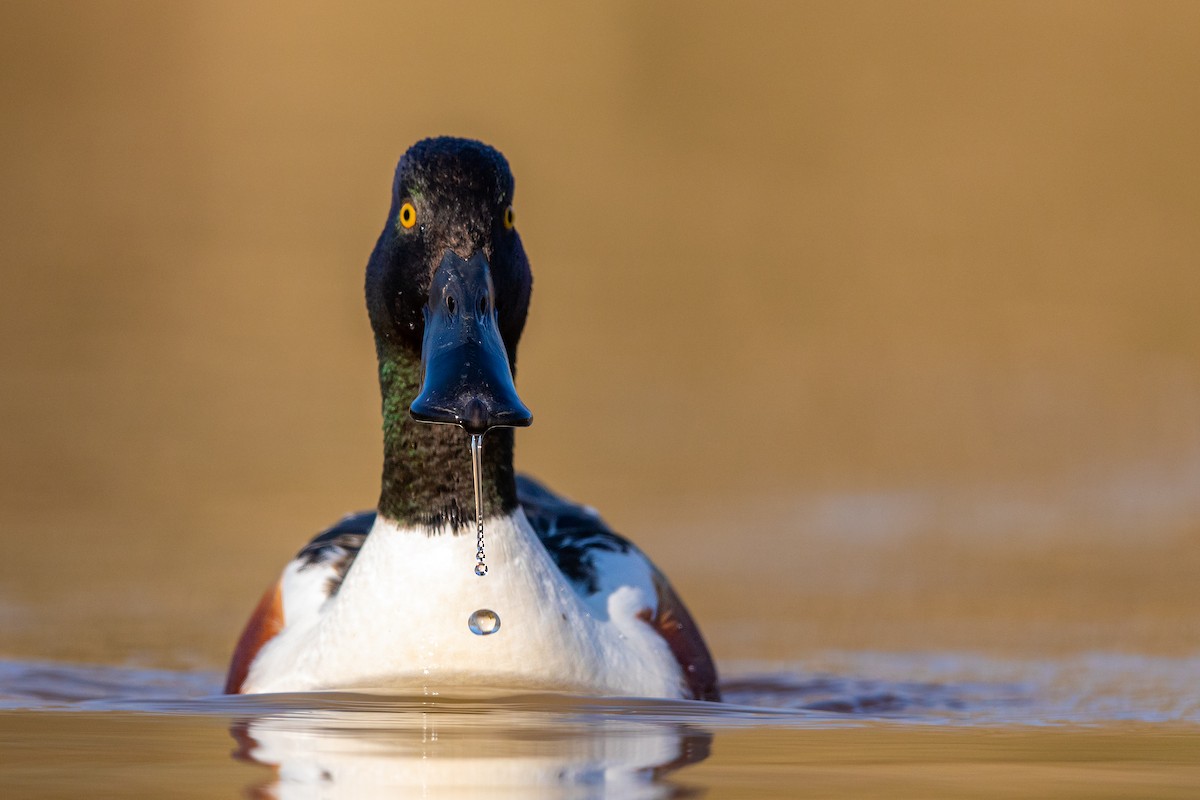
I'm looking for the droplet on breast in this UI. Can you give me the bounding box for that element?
[468,608,501,636]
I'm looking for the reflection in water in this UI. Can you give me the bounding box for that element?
[229,697,710,799]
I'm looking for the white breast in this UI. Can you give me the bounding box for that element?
[243,510,687,698]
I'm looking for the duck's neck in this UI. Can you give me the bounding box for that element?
[375,345,518,530]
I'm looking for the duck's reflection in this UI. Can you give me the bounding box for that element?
[230,694,711,799]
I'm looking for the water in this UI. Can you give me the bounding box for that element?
[470,433,488,576]
[468,432,502,637]
[1,657,1197,798]
[468,608,501,636]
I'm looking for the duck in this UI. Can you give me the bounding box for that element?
[224,137,719,701]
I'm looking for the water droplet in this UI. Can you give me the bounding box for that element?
[468,608,501,636]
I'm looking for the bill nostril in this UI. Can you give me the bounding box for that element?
[446,295,457,315]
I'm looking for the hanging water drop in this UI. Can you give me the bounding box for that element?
[466,433,500,634]
[468,608,501,636]
[469,433,487,577]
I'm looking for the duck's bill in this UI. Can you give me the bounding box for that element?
[409,249,533,435]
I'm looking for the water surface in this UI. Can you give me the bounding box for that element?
[2,657,1196,798]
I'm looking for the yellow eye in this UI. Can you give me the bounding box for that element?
[398,201,417,230]
[503,205,515,230]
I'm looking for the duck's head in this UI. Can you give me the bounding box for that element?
[366,137,533,436]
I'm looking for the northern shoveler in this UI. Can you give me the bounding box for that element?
[225,137,718,701]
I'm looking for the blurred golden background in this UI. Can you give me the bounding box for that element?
[1,1,1197,669]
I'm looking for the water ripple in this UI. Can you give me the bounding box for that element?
[1,652,1195,725]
